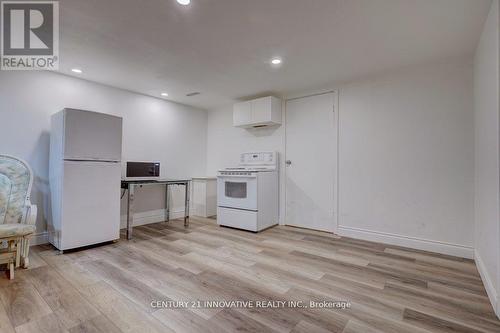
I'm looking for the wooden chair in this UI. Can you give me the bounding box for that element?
[0,155,37,279]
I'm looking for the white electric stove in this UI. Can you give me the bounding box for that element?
[217,152,279,232]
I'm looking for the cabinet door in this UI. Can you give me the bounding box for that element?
[251,97,271,124]
[191,180,207,217]
[233,101,252,126]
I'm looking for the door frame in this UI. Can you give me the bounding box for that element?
[283,90,340,234]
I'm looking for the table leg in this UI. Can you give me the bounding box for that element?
[165,184,170,222]
[184,181,190,227]
[126,184,135,240]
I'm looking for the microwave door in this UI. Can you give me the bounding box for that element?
[126,162,160,178]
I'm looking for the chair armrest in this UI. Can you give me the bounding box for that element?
[25,201,37,226]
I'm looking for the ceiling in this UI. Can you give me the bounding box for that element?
[58,0,492,109]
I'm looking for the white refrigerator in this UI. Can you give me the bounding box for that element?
[49,109,123,251]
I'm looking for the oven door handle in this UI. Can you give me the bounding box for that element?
[218,175,257,179]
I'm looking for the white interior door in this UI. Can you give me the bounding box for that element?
[285,92,337,232]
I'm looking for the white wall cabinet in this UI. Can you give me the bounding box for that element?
[233,96,282,128]
[191,177,217,218]
[233,101,253,127]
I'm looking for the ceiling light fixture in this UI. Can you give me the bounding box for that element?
[177,0,190,5]
[161,92,169,97]
[271,58,282,65]
[71,68,82,74]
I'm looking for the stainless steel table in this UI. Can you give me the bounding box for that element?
[121,179,191,240]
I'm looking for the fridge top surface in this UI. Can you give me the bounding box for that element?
[61,108,123,120]
[63,158,121,162]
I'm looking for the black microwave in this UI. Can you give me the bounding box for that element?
[126,162,160,178]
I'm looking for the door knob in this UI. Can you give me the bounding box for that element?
[285,160,292,166]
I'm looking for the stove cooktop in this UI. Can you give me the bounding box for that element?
[219,166,276,172]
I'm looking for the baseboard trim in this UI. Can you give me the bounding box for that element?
[31,231,48,246]
[120,208,185,229]
[474,250,500,319]
[337,225,474,259]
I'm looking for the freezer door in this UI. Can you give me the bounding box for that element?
[60,161,121,250]
[63,109,122,161]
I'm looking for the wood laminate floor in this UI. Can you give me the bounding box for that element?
[0,217,498,333]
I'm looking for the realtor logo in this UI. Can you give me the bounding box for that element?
[1,1,59,70]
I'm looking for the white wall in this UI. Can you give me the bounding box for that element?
[338,61,474,258]
[473,0,500,317]
[0,71,207,243]
[206,106,283,175]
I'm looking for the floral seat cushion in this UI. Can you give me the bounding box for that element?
[0,224,35,238]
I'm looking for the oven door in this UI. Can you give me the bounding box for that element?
[217,174,257,211]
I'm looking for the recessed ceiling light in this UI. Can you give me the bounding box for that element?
[161,92,169,97]
[71,68,82,74]
[177,0,190,5]
[271,58,282,65]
